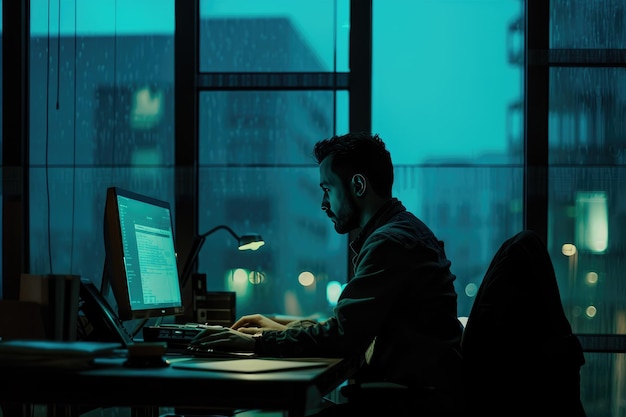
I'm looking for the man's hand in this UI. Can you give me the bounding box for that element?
[231,314,289,335]
[189,327,256,352]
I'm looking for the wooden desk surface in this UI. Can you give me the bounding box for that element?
[0,353,358,416]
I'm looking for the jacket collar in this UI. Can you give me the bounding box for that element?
[350,198,406,254]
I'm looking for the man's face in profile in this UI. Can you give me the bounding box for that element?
[319,155,360,234]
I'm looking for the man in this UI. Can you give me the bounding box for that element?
[190,132,464,415]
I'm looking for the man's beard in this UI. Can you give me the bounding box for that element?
[332,197,360,234]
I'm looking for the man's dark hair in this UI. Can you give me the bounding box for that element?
[313,132,394,198]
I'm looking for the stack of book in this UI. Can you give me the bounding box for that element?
[0,339,123,368]
[19,274,81,341]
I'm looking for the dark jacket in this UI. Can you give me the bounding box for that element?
[256,198,463,397]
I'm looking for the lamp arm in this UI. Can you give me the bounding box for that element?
[180,225,241,289]
[199,224,240,240]
[179,234,206,289]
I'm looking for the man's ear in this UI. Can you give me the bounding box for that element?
[351,174,367,197]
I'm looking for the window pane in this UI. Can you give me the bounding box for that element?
[549,67,626,416]
[549,67,626,165]
[28,168,176,282]
[549,68,626,318]
[372,1,525,314]
[198,91,348,318]
[199,0,349,72]
[551,0,626,48]
[197,167,347,319]
[394,165,523,317]
[579,352,625,415]
[29,0,175,290]
[200,91,340,165]
[372,1,524,164]
[0,0,3,297]
[548,167,625,329]
[549,67,626,336]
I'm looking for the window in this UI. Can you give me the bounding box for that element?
[1,2,623,415]
[28,0,175,303]
[196,0,350,319]
[372,1,524,316]
[546,1,626,414]
[0,0,3,298]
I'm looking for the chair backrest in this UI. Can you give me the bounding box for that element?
[461,230,586,416]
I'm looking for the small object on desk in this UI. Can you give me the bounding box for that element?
[124,342,170,368]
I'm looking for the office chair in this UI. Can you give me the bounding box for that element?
[340,373,462,417]
[461,230,586,416]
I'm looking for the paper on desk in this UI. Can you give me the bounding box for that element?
[0,339,123,368]
[173,358,327,373]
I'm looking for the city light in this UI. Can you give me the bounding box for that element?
[562,243,577,257]
[298,271,315,287]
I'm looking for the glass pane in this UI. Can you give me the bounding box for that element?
[198,91,348,318]
[372,1,525,314]
[394,165,523,317]
[579,352,626,416]
[28,167,175,284]
[548,167,626,331]
[0,0,3,298]
[549,67,626,416]
[200,91,341,165]
[29,0,175,290]
[199,0,349,72]
[372,0,524,164]
[551,0,626,48]
[197,167,346,319]
[548,67,626,334]
[550,67,626,165]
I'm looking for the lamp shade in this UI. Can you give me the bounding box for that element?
[238,233,265,251]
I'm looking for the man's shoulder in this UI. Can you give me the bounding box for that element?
[377,210,433,235]
[367,213,443,252]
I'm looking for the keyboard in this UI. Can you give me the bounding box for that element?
[142,323,226,348]
[185,344,257,358]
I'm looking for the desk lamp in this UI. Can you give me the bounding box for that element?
[179,225,265,289]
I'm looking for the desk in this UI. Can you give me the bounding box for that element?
[0,354,358,417]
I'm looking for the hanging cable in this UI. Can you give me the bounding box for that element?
[111,0,118,168]
[45,0,53,274]
[56,0,61,109]
[70,0,78,271]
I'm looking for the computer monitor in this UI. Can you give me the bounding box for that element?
[102,186,184,321]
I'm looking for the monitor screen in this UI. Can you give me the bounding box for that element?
[102,186,184,321]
